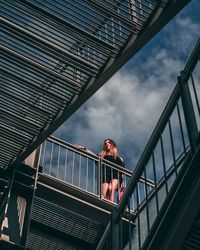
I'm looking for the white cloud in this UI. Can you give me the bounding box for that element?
[55,12,200,170]
[55,68,172,168]
[165,16,200,55]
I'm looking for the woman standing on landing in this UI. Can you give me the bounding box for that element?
[100,139,125,202]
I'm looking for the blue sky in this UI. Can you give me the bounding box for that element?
[54,0,200,170]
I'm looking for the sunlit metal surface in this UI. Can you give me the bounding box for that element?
[0,0,190,169]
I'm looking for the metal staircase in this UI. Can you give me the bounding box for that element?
[182,211,200,250]
[0,37,199,249]
[98,38,200,250]
[0,0,190,171]
[29,197,105,250]
[1,1,200,249]
[0,160,39,249]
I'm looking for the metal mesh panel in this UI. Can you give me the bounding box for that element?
[30,197,105,246]
[0,0,187,169]
[27,230,80,250]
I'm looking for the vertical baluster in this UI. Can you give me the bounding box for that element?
[152,151,159,214]
[127,198,132,250]
[168,119,178,177]
[160,135,168,195]
[111,165,114,202]
[64,148,68,182]
[191,73,200,117]
[144,167,150,233]
[72,151,75,184]
[56,145,61,178]
[93,159,96,194]
[179,71,198,153]
[49,142,54,176]
[86,157,89,191]
[136,183,141,250]
[41,140,46,168]
[131,188,135,211]
[120,210,123,250]
[78,154,81,188]
[99,157,102,199]
[117,169,120,202]
[177,102,187,154]
[142,180,145,202]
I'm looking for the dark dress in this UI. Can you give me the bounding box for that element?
[102,155,124,184]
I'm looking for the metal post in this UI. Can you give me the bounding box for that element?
[178,70,198,154]
[22,148,41,248]
[111,209,120,250]
[99,157,102,199]
[0,169,15,241]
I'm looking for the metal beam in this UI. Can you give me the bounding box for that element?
[9,0,190,169]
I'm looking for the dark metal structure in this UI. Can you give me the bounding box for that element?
[1,1,200,250]
[0,38,199,249]
[101,38,200,250]
[0,0,190,170]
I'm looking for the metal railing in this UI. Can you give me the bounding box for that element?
[26,38,200,250]
[38,136,154,208]
[1,0,187,171]
[98,38,200,250]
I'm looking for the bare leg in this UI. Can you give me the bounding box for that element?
[102,182,109,199]
[107,183,112,200]
[109,179,118,202]
[118,181,125,201]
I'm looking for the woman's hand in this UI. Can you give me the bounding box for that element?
[120,181,125,191]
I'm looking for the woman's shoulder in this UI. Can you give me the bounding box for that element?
[116,155,125,166]
[117,155,123,161]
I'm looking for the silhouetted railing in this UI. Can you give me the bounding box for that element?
[98,39,200,250]
[24,39,200,250]
[39,136,154,207]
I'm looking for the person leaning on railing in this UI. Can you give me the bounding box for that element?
[100,139,125,202]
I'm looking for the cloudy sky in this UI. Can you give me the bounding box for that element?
[54,0,200,170]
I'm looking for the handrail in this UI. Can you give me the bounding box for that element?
[109,38,200,249]
[38,135,155,207]
[117,82,181,212]
[24,37,200,250]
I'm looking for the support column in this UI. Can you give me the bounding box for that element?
[111,209,121,250]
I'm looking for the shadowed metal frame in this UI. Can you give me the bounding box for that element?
[0,0,190,169]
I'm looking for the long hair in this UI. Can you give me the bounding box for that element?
[100,139,118,159]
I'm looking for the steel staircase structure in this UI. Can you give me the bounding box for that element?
[98,38,200,250]
[0,1,200,250]
[0,38,199,249]
[0,0,190,171]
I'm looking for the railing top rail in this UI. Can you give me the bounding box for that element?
[47,135,154,186]
[181,38,200,81]
[117,83,181,212]
[47,135,99,159]
[48,135,133,174]
[116,37,200,213]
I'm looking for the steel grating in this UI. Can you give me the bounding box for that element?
[0,0,190,169]
[27,230,81,250]
[30,196,105,248]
